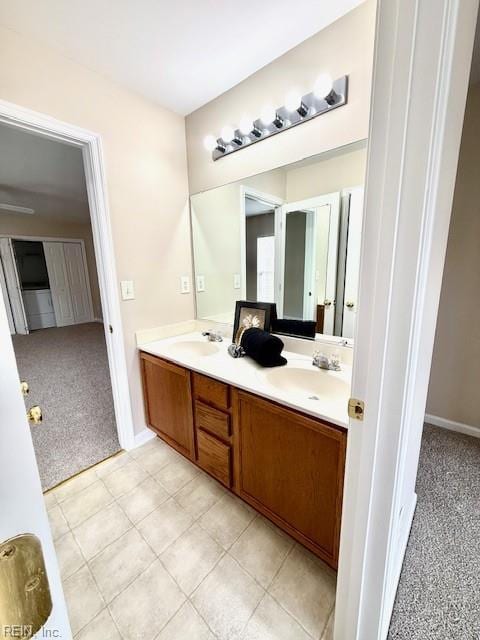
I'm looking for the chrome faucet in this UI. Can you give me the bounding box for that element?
[202,330,223,343]
[312,350,341,371]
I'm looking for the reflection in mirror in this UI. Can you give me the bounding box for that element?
[190,140,367,339]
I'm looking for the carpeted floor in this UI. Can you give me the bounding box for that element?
[388,424,480,640]
[13,323,120,491]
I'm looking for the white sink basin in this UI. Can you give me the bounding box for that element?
[166,340,221,357]
[260,366,349,399]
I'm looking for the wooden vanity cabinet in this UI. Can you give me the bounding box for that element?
[140,352,194,459]
[233,390,346,567]
[139,351,346,568]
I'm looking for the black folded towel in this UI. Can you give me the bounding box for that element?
[241,328,287,367]
[271,318,316,339]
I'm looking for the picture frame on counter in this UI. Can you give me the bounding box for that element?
[232,300,276,344]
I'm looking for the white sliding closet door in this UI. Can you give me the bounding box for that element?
[63,242,93,323]
[0,237,28,334]
[43,242,74,326]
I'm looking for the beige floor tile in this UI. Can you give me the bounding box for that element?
[134,441,181,475]
[192,554,264,640]
[75,608,121,640]
[117,476,169,523]
[160,523,223,595]
[61,480,113,528]
[63,565,104,635]
[242,593,312,640]
[137,498,193,555]
[54,467,99,503]
[269,546,336,638]
[199,493,255,550]
[230,517,293,589]
[175,473,226,519]
[109,559,185,640]
[321,608,335,640]
[44,490,57,511]
[128,435,163,459]
[48,504,69,540]
[55,532,85,579]
[89,528,156,603]
[103,459,148,498]
[73,502,131,560]
[155,457,200,494]
[95,451,131,479]
[157,601,215,640]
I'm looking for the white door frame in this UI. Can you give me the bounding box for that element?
[335,0,479,639]
[239,186,283,302]
[279,193,340,323]
[2,234,95,326]
[0,99,136,451]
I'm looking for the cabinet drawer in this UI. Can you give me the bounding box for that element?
[197,429,232,487]
[193,373,230,410]
[195,401,230,441]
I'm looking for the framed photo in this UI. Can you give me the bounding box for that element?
[232,301,276,343]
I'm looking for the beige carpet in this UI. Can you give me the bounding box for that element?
[13,323,120,491]
[388,424,480,639]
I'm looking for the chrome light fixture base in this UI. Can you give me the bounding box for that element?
[212,75,348,161]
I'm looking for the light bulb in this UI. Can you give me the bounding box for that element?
[260,105,276,126]
[285,91,302,113]
[313,73,334,99]
[221,126,235,143]
[203,135,217,152]
[239,117,253,136]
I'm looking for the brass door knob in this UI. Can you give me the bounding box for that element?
[27,406,42,425]
[20,381,29,396]
[346,301,355,309]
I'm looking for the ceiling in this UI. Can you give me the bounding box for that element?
[0,124,90,223]
[0,0,365,115]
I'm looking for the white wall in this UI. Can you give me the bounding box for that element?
[426,84,480,430]
[0,26,193,435]
[185,0,375,194]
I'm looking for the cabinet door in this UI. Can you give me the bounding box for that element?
[140,353,194,459]
[236,391,346,568]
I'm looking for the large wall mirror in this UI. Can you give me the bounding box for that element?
[190,140,367,340]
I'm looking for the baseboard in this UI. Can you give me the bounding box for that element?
[425,414,480,439]
[132,427,156,449]
[93,317,103,323]
[382,492,418,639]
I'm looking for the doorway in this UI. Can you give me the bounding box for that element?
[0,114,133,490]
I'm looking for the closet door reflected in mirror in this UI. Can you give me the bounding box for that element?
[190,140,367,339]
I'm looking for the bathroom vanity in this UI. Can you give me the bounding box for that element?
[139,333,349,569]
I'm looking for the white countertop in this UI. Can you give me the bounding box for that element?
[139,332,351,430]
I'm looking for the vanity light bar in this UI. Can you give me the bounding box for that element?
[205,74,348,161]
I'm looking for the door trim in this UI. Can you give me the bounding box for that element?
[335,0,479,639]
[0,99,136,450]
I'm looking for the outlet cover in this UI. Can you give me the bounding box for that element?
[233,273,241,289]
[180,275,191,294]
[120,280,135,300]
[196,275,205,292]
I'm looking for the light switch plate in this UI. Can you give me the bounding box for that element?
[196,275,205,292]
[180,275,191,294]
[120,280,135,300]
[233,273,241,289]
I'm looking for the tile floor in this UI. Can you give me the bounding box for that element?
[45,436,336,640]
